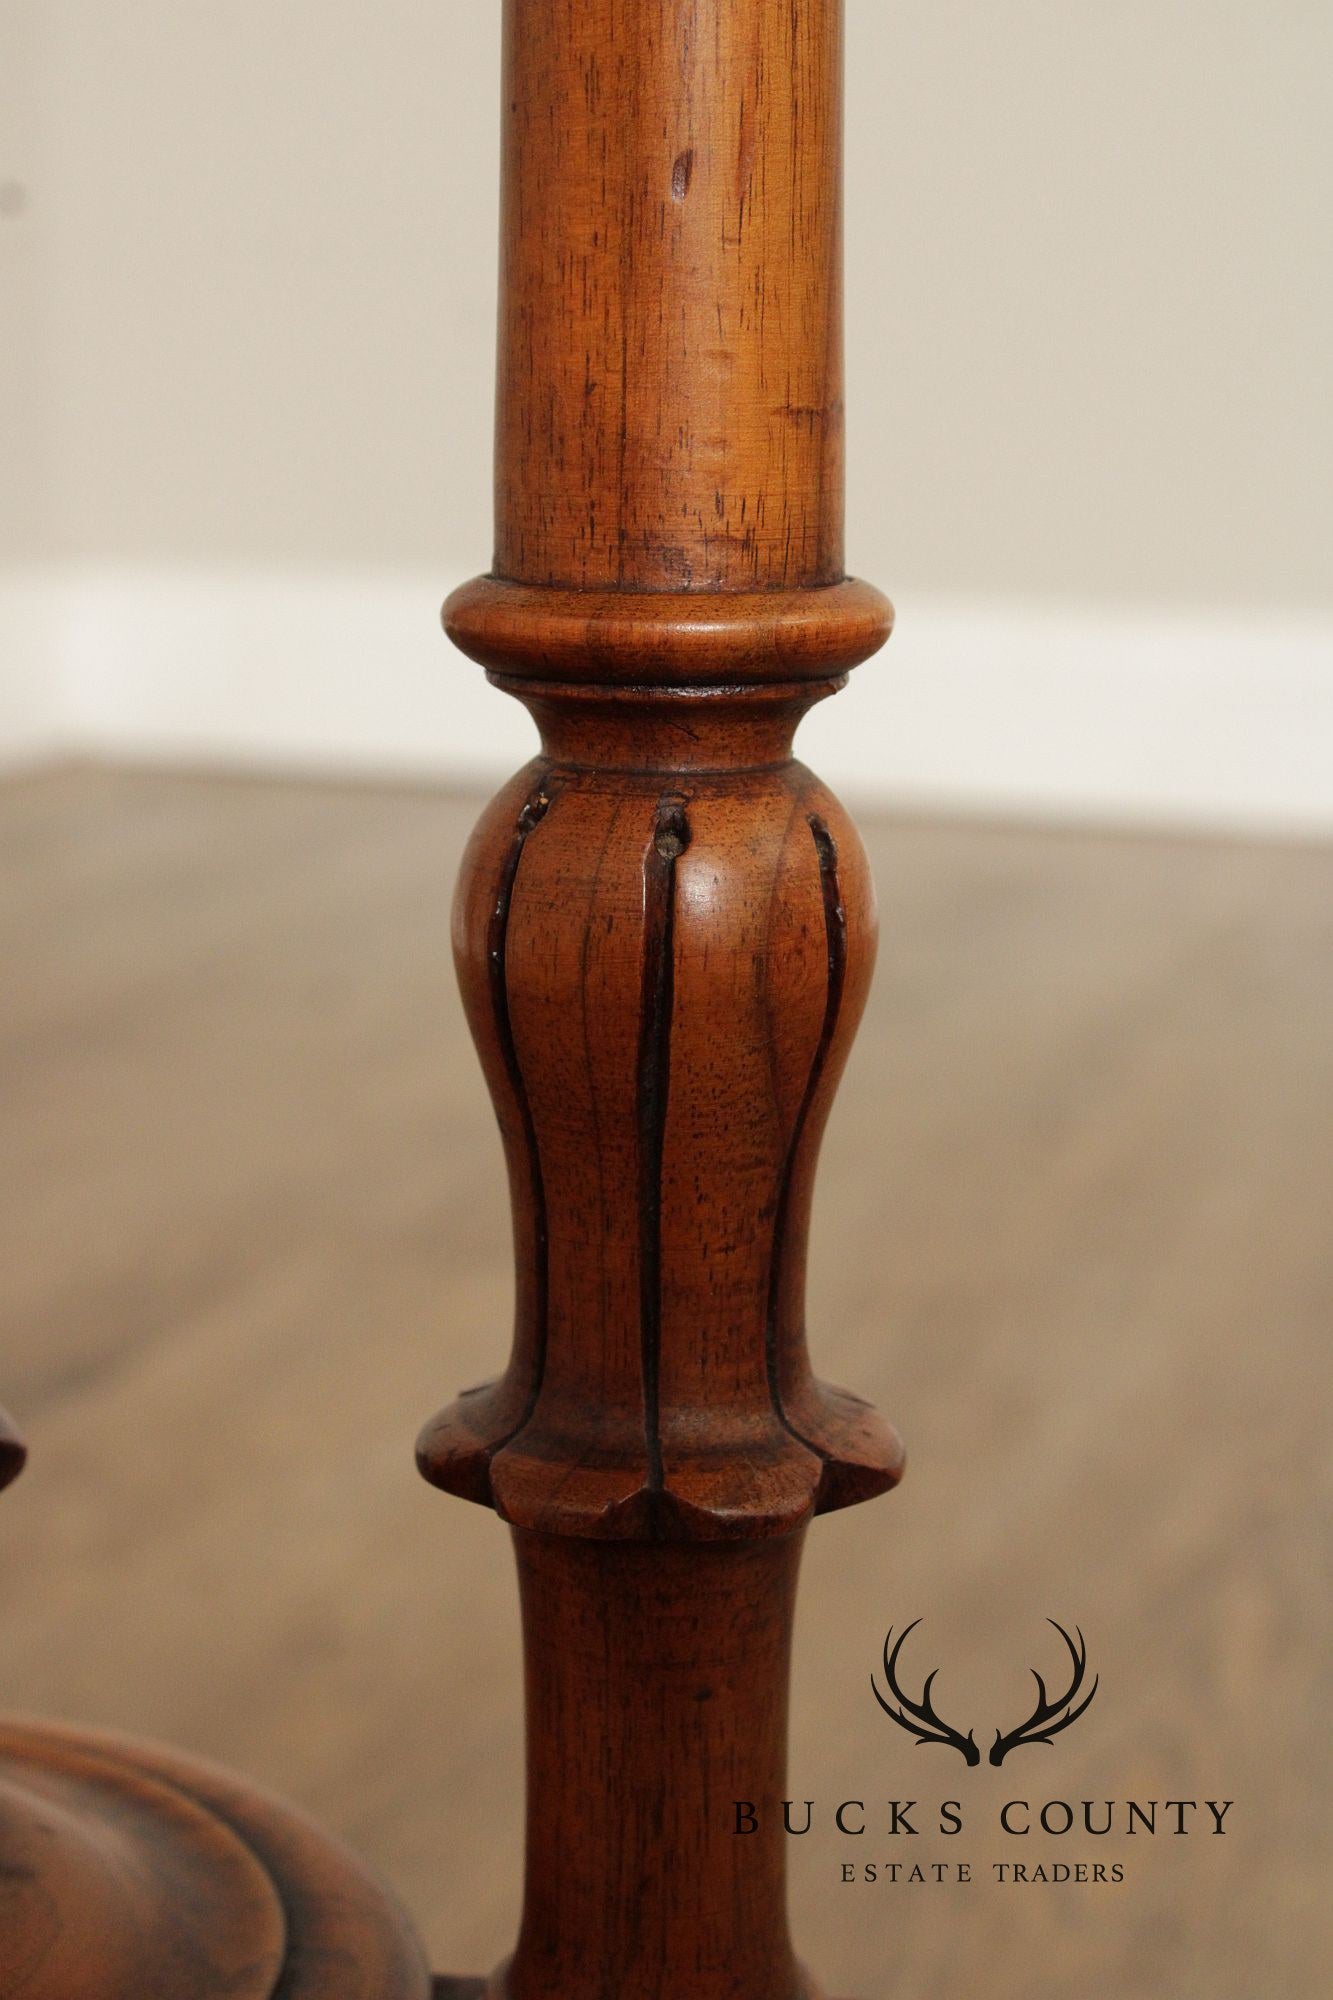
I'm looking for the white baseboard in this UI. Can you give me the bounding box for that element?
[3,565,1331,835]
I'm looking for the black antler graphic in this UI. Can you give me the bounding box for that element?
[989,1621,1098,1766]
[871,1622,979,1765]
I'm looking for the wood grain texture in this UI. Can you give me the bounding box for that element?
[504,1531,817,2000]
[494,0,845,589]
[417,731,903,1544]
[426,0,895,1985]
[415,695,901,1988]
[0,769,1329,1998]
[442,578,892,686]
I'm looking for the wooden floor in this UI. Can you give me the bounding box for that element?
[1,765,1328,1999]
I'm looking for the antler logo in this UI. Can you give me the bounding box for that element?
[988,1621,1098,1765]
[871,1621,980,1765]
[872,1619,1098,1767]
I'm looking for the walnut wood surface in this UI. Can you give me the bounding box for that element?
[417,729,903,1544]
[493,0,846,590]
[420,0,896,1993]
[505,1531,815,2000]
[443,578,892,686]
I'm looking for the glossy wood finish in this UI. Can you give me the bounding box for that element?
[421,0,897,1992]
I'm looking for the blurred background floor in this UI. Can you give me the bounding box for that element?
[0,763,1328,1999]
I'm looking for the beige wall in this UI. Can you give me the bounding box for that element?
[843,1,1332,610]
[8,0,1329,606]
[3,4,1331,822]
[1,2,53,565]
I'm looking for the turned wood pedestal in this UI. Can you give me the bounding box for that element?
[419,2,903,1989]
[0,2,899,1995]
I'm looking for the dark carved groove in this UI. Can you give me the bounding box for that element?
[764,812,848,1458]
[636,794,691,1502]
[485,772,558,1458]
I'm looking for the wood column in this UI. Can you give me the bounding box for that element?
[419,2,901,1994]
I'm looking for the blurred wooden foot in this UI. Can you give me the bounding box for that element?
[0,1717,431,1999]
